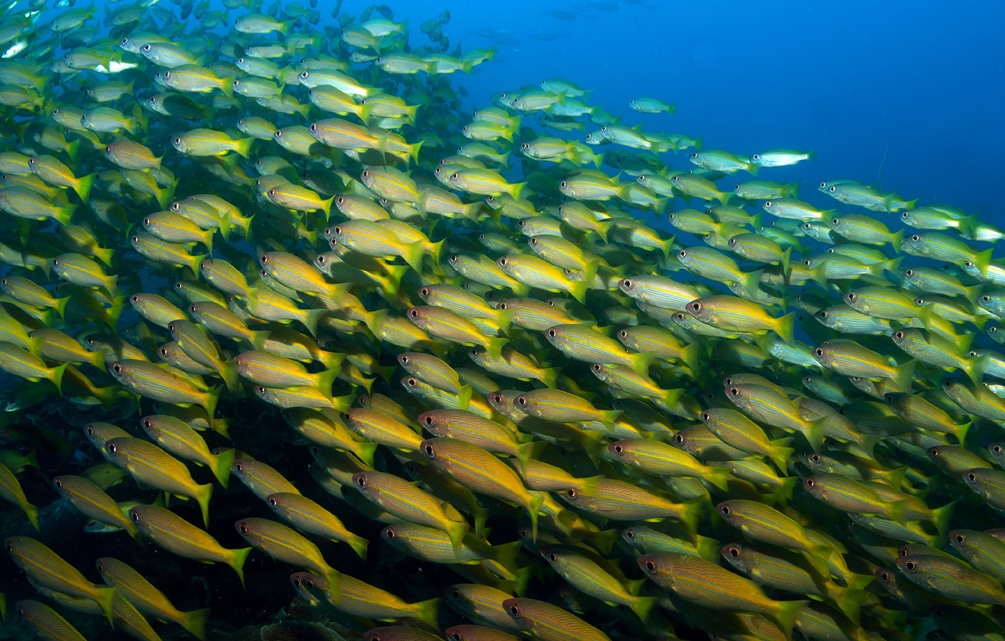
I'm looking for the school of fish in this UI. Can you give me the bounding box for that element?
[0,0,1003,640]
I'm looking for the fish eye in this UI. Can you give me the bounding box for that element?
[878,570,890,581]
[846,293,856,301]
[728,546,740,558]
[449,633,462,641]
[982,295,991,302]
[317,255,326,264]
[911,234,920,241]
[828,186,836,192]
[399,355,409,364]
[423,444,435,457]
[689,302,701,312]
[592,363,602,372]
[993,445,1003,453]
[894,331,904,339]
[384,528,395,539]
[905,269,913,276]
[423,415,433,426]
[275,130,283,137]
[954,533,965,544]
[508,604,520,616]
[239,523,249,534]
[547,329,557,338]
[814,348,824,357]
[905,560,916,571]
[309,123,317,131]
[112,363,122,373]
[915,298,925,305]
[268,497,278,506]
[645,560,656,572]
[107,443,117,454]
[54,479,62,488]
[516,396,528,406]
[566,488,577,498]
[355,475,367,488]
[805,478,815,488]
[678,249,687,258]
[621,279,633,289]
[729,387,739,396]
[130,511,140,522]
[163,71,170,79]
[256,385,266,393]
[967,472,977,481]
[408,309,419,318]
[406,378,418,387]
[268,189,276,197]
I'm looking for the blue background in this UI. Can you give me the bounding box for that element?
[347,0,1004,217]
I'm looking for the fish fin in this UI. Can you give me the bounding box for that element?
[403,240,425,273]
[892,359,916,392]
[678,498,704,534]
[347,533,369,560]
[486,337,508,360]
[707,465,732,492]
[96,586,116,625]
[233,137,254,159]
[930,501,956,536]
[211,448,235,489]
[631,351,654,376]
[414,597,440,629]
[23,501,39,531]
[528,491,544,542]
[771,599,806,639]
[196,482,213,527]
[974,248,994,278]
[49,362,69,395]
[776,312,796,345]
[768,438,795,473]
[181,608,211,641]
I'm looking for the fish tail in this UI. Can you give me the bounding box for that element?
[409,140,423,166]
[447,519,469,553]
[678,497,704,534]
[602,408,623,425]
[74,172,95,202]
[24,501,39,530]
[631,595,657,622]
[486,336,508,360]
[456,384,473,410]
[302,308,328,338]
[56,203,76,226]
[96,585,116,625]
[347,533,369,560]
[768,438,795,472]
[829,584,866,625]
[414,597,440,629]
[508,181,527,200]
[780,246,792,277]
[776,312,796,345]
[771,599,806,639]
[403,240,425,273]
[892,359,916,392]
[493,540,522,571]
[707,465,732,492]
[630,351,654,376]
[527,492,544,542]
[695,534,723,562]
[315,367,340,395]
[974,248,994,278]
[320,195,335,220]
[515,441,540,475]
[48,362,68,395]
[202,389,219,431]
[569,278,588,305]
[429,238,445,265]
[355,440,378,468]
[323,568,341,602]
[930,501,956,536]
[196,482,213,527]
[742,269,764,298]
[540,366,560,388]
[211,448,235,489]
[233,137,254,159]
[181,608,211,641]
[220,359,240,394]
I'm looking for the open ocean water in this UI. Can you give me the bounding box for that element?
[1,1,1005,640]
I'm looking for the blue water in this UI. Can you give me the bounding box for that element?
[361,0,1005,219]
